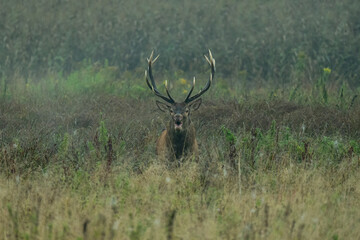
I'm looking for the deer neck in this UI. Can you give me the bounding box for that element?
[168,123,196,158]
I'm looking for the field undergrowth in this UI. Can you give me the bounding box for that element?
[0,64,360,239]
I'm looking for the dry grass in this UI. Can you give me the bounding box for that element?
[0,64,359,239]
[0,158,359,239]
[1,91,360,239]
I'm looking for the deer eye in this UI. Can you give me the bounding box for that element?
[185,109,189,114]
[169,109,174,113]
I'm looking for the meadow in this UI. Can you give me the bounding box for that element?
[1,0,360,239]
[0,63,359,239]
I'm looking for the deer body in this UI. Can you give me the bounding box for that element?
[156,122,198,160]
[146,50,215,161]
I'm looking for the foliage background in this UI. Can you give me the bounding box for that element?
[1,0,360,87]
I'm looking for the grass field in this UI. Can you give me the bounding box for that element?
[1,1,360,238]
[0,62,359,239]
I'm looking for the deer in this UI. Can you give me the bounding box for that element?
[145,50,215,163]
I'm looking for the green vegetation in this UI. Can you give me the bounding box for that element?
[1,0,360,239]
[1,0,360,87]
[1,62,359,239]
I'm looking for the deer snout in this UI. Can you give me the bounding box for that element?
[174,114,183,121]
[173,114,184,130]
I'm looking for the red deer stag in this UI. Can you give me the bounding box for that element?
[145,50,215,162]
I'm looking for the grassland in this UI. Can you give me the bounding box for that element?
[0,63,359,239]
[1,0,360,239]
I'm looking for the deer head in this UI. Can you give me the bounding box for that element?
[145,50,215,133]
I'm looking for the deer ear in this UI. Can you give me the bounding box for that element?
[156,100,171,112]
[189,98,202,111]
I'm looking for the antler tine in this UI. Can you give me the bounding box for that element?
[146,71,175,103]
[164,80,175,102]
[184,50,215,103]
[152,54,160,64]
[206,49,216,71]
[184,77,196,102]
[147,50,154,62]
[145,51,175,104]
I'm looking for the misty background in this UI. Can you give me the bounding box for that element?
[1,0,359,87]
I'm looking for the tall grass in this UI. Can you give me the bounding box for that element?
[1,1,360,237]
[0,63,359,239]
[1,154,359,239]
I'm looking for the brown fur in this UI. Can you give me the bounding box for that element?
[156,123,198,162]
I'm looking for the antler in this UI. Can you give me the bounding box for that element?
[145,51,175,104]
[184,50,215,103]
